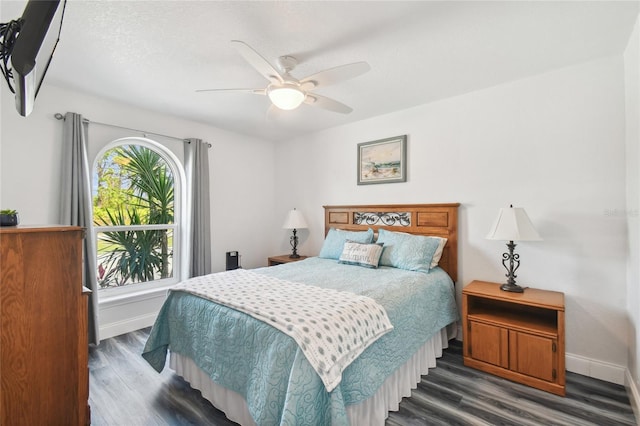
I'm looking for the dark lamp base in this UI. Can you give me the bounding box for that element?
[288,254,300,259]
[500,283,525,293]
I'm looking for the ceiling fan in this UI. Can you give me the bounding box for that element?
[196,40,370,114]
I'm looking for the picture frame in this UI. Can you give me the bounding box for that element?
[357,135,407,185]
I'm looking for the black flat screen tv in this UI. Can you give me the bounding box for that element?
[10,0,62,117]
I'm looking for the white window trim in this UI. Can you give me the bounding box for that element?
[91,137,187,304]
[98,224,178,232]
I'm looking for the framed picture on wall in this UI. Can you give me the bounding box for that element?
[357,135,407,185]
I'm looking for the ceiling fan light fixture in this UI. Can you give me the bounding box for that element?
[198,41,370,115]
[268,84,306,110]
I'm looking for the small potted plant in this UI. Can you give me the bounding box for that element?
[0,209,19,226]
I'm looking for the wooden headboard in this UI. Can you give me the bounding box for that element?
[323,204,459,282]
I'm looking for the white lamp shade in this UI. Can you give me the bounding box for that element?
[282,208,308,230]
[486,207,542,241]
[268,85,306,110]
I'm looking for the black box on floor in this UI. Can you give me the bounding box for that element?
[226,251,239,270]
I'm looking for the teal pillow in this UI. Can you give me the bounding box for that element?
[318,228,374,259]
[376,228,441,273]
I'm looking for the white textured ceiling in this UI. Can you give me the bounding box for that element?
[1,1,638,141]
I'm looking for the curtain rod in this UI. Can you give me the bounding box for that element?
[54,113,211,147]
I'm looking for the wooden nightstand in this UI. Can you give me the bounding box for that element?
[267,254,308,266]
[462,280,565,396]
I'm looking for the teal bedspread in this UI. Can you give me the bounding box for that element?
[142,257,458,425]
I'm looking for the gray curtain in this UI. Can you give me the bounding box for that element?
[184,138,212,277]
[60,112,100,345]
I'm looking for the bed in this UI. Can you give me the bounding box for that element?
[143,203,460,425]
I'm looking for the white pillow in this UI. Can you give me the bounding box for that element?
[339,241,384,268]
[430,237,448,269]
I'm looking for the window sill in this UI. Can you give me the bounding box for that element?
[98,283,176,308]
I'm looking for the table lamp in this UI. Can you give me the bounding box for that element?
[282,208,308,258]
[486,205,542,292]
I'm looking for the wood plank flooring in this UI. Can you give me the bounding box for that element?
[89,328,637,425]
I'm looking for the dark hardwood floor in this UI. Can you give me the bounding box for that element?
[89,328,637,425]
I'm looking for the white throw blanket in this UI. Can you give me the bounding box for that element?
[171,268,394,391]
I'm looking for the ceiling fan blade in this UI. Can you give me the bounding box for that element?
[230,40,284,84]
[195,88,266,95]
[300,62,370,89]
[304,94,353,114]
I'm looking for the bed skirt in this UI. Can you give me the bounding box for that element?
[169,325,455,425]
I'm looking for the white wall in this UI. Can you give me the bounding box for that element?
[1,84,277,338]
[275,55,630,383]
[624,13,640,415]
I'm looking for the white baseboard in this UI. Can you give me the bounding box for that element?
[565,352,626,385]
[99,312,158,341]
[625,370,640,423]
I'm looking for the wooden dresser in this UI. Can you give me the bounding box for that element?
[1,226,90,425]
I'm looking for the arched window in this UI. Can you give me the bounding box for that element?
[92,137,184,296]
